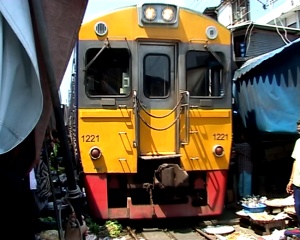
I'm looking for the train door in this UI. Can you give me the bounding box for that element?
[136,43,179,158]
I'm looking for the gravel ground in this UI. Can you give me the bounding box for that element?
[36,204,294,240]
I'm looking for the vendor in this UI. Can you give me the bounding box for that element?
[286,119,300,227]
[233,133,253,199]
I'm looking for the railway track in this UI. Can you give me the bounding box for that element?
[98,210,262,240]
[83,208,262,240]
[113,214,244,240]
[126,226,214,240]
[124,224,259,240]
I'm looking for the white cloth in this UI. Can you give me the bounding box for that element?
[0,0,42,154]
[292,138,300,187]
[29,168,37,190]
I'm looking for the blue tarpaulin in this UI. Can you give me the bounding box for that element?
[233,38,300,134]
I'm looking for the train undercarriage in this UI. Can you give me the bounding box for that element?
[83,158,227,219]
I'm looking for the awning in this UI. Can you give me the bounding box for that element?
[233,37,300,81]
[0,0,42,154]
[233,37,300,134]
[0,0,87,167]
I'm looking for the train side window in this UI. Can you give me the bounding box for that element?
[186,51,223,97]
[84,48,130,97]
[143,54,170,98]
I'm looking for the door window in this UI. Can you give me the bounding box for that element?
[143,54,170,98]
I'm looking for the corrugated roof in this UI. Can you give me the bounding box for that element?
[228,21,300,33]
[233,37,300,81]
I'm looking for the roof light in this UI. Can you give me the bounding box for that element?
[144,6,157,21]
[213,145,224,157]
[162,7,174,22]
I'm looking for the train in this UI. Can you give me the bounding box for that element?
[70,2,233,219]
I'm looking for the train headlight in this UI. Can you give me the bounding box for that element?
[213,145,224,158]
[89,146,102,160]
[162,7,174,22]
[144,6,157,21]
[139,4,178,26]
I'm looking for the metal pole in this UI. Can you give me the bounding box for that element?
[29,0,84,234]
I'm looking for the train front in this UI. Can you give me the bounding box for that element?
[74,3,233,219]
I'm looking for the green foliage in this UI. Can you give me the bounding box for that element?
[85,218,123,238]
[86,218,100,236]
[105,220,122,238]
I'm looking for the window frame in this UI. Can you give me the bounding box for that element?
[186,50,224,98]
[84,47,131,98]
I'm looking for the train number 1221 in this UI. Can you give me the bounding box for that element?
[213,133,228,140]
[81,135,100,142]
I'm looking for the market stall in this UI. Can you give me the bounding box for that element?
[235,196,296,236]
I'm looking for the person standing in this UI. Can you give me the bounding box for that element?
[0,131,38,240]
[286,120,300,226]
[234,133,253,199]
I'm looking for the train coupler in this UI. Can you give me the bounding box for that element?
[154,163,189,188]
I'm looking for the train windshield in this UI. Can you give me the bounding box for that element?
[186,51,224,97]
[84,48,130,96]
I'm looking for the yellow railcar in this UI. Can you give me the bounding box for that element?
[72,3,233,219]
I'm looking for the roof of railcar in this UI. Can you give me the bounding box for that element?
[79,4,231,42]
[83,3,225,28]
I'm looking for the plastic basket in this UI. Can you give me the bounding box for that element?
[242,203,266,213]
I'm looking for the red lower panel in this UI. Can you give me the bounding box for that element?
[84,170,227,219]
[84,174,108,219]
